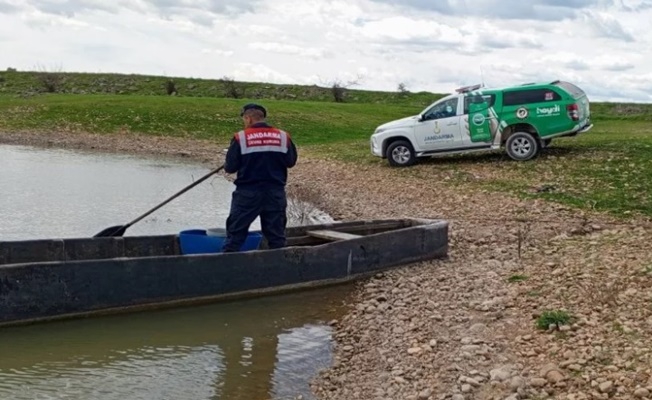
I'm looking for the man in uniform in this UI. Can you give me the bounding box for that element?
[222,103,298,252]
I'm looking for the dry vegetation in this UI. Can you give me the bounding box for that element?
[286,183,334,225]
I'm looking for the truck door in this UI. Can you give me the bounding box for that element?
[414,96,462,151]
[465,94,493,143]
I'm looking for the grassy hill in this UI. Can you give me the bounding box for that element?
[1,69,651,140]
[0,94,423,145]
[2,69,651,118]
[0,69,440,107]
[1,69,652,217]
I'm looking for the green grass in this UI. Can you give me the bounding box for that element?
[536,310,573,330]
[508,274,529,283]
[0,70,441,107]
[0,94,418,145]
[2,69,652,218]
[455,120,652,217]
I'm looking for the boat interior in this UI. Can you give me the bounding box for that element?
[0,219,426,266]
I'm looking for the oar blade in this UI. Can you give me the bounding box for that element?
[93,225,127,237]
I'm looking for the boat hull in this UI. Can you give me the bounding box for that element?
[0,218,448,327]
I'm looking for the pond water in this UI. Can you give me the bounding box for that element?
[0,143,350,400]
[0,144,258,240]
[0,285,354,400]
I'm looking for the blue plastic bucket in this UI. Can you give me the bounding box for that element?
[178,229,263,255]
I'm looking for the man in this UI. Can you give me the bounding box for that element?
[222,103,298,252]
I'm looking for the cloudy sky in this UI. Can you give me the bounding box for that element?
[1,0,651,102]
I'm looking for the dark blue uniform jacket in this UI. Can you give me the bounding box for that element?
[224,122,298,190]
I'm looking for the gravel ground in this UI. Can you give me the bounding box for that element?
[3,131,651,400]
[294,160,652,400]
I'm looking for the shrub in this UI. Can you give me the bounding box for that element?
[536,310,572,330]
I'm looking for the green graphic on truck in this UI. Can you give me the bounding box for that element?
[468,99,492,142]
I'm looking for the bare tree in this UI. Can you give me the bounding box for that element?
[319,74,364,103]
[218,76,244,99]
[396,82,411,99]
[165,79,178,95]
[35,63,64,93]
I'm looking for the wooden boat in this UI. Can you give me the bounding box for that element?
[0,218,448,327]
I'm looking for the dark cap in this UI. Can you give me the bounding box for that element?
[240,103,267,117]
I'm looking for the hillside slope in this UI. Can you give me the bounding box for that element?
[0,69,440,107]
[1,69,652,217]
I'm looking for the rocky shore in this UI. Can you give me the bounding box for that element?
[2,130,651,400]
[293,160,652,400]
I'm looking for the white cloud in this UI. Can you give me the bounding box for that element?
[0,0,651,102]
[248,42,328,59]
[201,48,234,57]
[579,10,635,41]
[230,63,299,84]
[360,16,466,46]
[367,0,598,21]
[21,9,91,28]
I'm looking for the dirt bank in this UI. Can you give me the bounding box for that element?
[3,131,652,400]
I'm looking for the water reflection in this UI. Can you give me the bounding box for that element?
[0,284,353,400]
[0,143,350,399]
[0,144,259,240]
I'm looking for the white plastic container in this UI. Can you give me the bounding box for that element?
[206,227,227,237]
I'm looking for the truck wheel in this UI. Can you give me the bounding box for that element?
[506,132,539,161]
[386,140,417,167]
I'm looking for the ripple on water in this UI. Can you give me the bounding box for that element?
[272,324,335,400]
[0,144,351,400]
[0,290,352,400]
[0,344,225,400]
